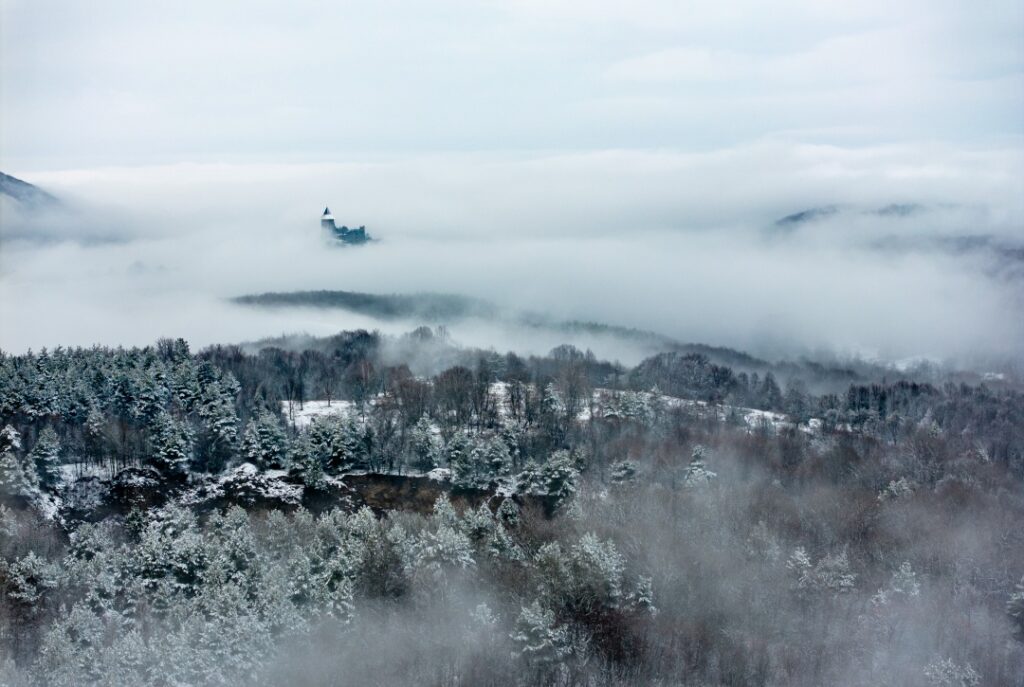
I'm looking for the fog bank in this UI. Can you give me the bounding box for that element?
[1,143,1022,366]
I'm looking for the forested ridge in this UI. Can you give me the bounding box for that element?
[1,329,1022,686]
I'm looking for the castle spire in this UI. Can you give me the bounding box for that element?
[321,206,336,231]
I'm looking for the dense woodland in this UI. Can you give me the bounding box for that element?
[1,328,1023,686]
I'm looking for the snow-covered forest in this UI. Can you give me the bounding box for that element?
[1,330,1022,685]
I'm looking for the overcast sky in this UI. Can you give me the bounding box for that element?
[2,0,1023,171]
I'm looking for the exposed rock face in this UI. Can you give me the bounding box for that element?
[49,464,504,527]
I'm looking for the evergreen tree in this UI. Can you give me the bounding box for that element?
[30,426,63,489]
[0,425,38,497]
[511,600,568,667]
[496,497,520,528]
[444,430,472,472]
[760,372,784,410]
[83,406,110,462]
[682,444,717,487]
[784,378,810,423]
[149,413,194,476]
[518,450,579,514]
[241,411,289,469]
[610,459,639,485]
[568,533,626,609]
[308,416,362,473]
[407,415,440,472]
[289,433,327,489]
[200,395,239,471]
[3,550,58,614]
[452,435,510,490]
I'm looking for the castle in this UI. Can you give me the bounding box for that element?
[321,207,370,244]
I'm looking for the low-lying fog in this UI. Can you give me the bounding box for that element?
[1,141,1022,368]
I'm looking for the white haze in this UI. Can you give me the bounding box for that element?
[2,0,1022,366]
[1,142,1022,367]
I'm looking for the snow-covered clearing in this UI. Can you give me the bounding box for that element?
[59,462,115,486]
[285,383,821,437]
[283,399,357,429]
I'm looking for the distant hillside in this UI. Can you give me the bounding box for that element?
[771,203,928,233]
[0,172,128,245]
[233,290,497,321]
[233,289,712,358]
[231,289,899,390]
[773,205,839,230]
[0,171,60,207]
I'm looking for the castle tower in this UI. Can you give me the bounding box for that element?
[321,206,336,231]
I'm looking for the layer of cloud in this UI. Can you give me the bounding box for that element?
[1,144,1021,367]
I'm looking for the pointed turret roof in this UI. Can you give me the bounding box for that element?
[322,206,332,216]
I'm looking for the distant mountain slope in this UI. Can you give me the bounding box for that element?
[771,203,928,232]
[231,289,895,388]
[233,290,497,321]
[1,171,130,245]
[0,171,60,207]
[772,205,839,230]
[767,202,1022,276]
[233,289,698,356]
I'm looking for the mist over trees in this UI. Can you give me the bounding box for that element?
[1,330,1022,685]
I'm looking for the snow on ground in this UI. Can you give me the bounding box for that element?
[59,462,115,486]
[584,388,821,435]
[282,399,357,429]
[427,467,451,482]
[34,492,61,521]
[180,462,304,506]
[485,381,801,433]
[288,383,821,438]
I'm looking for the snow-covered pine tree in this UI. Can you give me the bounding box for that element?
[308,415,363,473]
[408,415,440,472]
[30,426,62,489]
[517,450,579,513]
[289,433,327,489]
[568,533,626,610]
[511,600,568,667]
[444,430,472,473]
[200,395,239,470]
[452,435,510,490]
[241,410,289,469]
[0,425,39,498]
[2,550,58,614]
[682,444,717,487]
[496,497,520,528]
[610,459,639,485]
[149,413,194,476]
